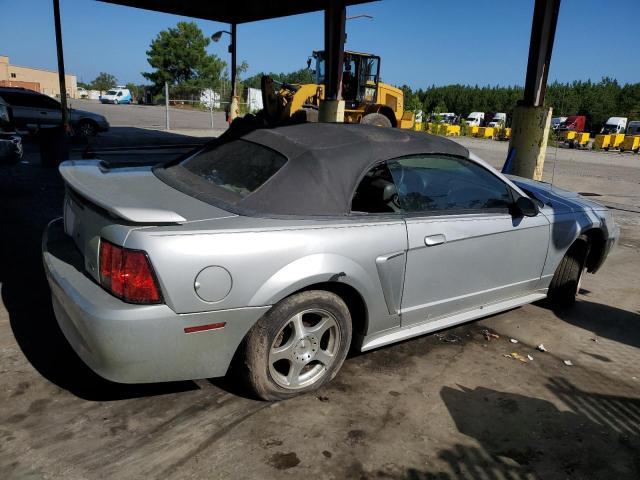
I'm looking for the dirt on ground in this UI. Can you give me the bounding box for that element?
[1,130,639,479]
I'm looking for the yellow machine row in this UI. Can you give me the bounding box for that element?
[262,50,414,129]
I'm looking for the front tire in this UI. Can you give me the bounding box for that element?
[243,291,352,401]
[547,238,589,308]
[76,120,97,138]
[361,112,392,128]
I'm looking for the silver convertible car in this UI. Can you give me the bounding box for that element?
[43,123,618,400]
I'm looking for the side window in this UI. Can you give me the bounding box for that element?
[351,155,513,215]
[38,95,62,110]
[351,162,400,214]
[387,155,513,213]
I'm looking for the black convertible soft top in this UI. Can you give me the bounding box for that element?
[156,123,469,217]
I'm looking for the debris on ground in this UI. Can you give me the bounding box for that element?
[590,337,598,342]
[511,352,528,363]
[536,344,547,352]
[435,333,461,343]
[481,329,500,341]
[527,355,534,361]
[563,360,573,366]
[503,352,528,363]
[510,338,519,344]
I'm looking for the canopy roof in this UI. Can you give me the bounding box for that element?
[99,0,376,24]
[155,123,470,217]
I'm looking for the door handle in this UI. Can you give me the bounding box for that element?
[424,234,446,246]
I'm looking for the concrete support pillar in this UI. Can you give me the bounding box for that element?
[508,105,552,180]
[318,99,345,123]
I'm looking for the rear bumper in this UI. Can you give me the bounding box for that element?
[42,218,269,384]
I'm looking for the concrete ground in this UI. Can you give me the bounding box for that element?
[70,98,229,132]
[1,123,639,479]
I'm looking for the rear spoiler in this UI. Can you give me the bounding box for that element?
[59,161,186,224]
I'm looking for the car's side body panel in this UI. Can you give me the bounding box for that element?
[401,212,550,326]
[123,218,408,336]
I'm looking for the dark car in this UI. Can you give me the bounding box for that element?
[0,96,22,165]
[0,87,109,138]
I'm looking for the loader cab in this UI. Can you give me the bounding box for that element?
[313,50,381,107]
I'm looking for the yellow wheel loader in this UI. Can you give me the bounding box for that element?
[261,50,415,129]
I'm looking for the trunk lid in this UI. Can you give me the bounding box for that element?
[60,160,234,282]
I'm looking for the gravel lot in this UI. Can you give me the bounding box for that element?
[1,124,639,479]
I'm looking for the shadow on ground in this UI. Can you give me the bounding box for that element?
[537,298,640,349]
[0,128,214,401]
[398,380,640,479]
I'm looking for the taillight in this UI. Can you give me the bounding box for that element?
[99,239,162,304]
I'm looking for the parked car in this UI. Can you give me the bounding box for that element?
[627,120,640,136]
[465,112,484,126]
[551,116,567,132]
[487,112,506,128]
[100,87,132,104]
[557,115,586,132]
[0,87,109,137]
[0,96,23,165]
[42,123,618,400]
[600,117,627,135]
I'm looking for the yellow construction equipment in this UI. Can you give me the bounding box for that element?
[620,135,640,153]
[574,132,590,147]
[261,50,414,128]
[610,133,625,149]
[594,134,611,150]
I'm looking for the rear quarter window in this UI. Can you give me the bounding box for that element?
[181,139,287,198]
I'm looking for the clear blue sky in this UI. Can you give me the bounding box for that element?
[1,0,638,89]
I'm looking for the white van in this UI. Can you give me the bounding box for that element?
[551,117,567,131]
[600,117,627,134]
[465,112,484,126]
[488,113,506,128]
[100,87,132,105]
[626,120,640,136]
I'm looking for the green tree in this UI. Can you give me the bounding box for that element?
[90,72,117,93]
[243,68,315,90]
[142,21,227,92]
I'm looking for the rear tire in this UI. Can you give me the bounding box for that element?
[291,107,319,124]
[547,238,589,308]
[361,112,392,128]
[76,120,97,138]
[243,291,352,401]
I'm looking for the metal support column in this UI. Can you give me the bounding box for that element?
[507,0,561,180]
[319,0,346,122]
[523,0,561,107]
[228,23,239,122]
[53,0,69,131]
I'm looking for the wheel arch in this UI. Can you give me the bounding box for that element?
[581,227,607,273]
[248,253,374,338]
[364,104,397,127]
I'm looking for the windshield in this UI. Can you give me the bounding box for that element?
[180,139,287,199]
[106,90,117,95]
[601,124,618,134]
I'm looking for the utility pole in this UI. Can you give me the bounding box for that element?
[53,0,69,131]
[165,82,170,130]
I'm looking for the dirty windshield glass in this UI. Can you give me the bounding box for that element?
[181,139,287,198]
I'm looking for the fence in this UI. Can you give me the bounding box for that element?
[162,83,253,131]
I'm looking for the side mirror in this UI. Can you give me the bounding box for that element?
[515,196,539,217]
